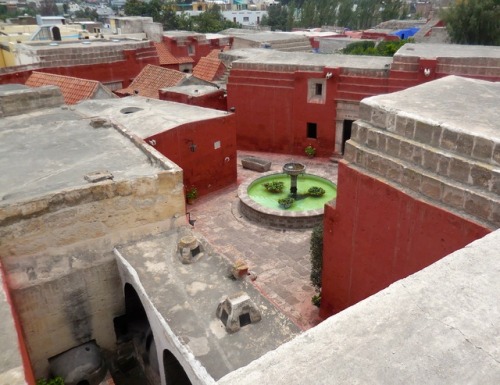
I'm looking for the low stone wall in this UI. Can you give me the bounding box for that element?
[0,86,63,117]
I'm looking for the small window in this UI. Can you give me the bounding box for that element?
[187,45,195,56]
[243,17,249,22]
[307,123,317,139]
[307,78,326,104]
[315,83,323,96]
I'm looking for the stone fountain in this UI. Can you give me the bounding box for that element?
[282,162,306,198]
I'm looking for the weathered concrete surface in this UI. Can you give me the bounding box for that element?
[218,229,500,385]
[115,228,301,382]
[221,48,393,71]
[74,97,230,139]
[395,43,500,59]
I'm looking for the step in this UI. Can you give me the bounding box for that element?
[351,120,500,197]
[344,140,499,228]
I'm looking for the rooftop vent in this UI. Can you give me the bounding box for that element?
[178,235,203,264]
[120,107,143,114]
[216,292,261,333]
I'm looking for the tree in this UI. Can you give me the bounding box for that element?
[262,4,289,31]
[442,0,500,46]
[39,0,58,16]
[337,0,354,28]
[380,0,405,21]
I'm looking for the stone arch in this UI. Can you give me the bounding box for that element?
[123,283,161,384]
[163,349,192,385]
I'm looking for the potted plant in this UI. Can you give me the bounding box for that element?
[308,186,325,197]
[305,145,316,158]
[186,186,198,204]
[278,197,294,209]
[263,180,284,193]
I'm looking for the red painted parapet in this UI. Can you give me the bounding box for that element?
[320,161,490,317]
[0,261,36,385]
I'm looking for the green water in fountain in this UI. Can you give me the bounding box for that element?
[247,174,337,211]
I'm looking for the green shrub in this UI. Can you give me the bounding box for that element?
[310,223,323,290]
[36,377,65,385]
[263,180,284,193]
[308,186,325,197]
[278,197,294,209]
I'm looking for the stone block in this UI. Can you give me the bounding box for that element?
[456,134,474,157]
[412,146,423,166]
[241,157,271,172]
[440,130,458,151]
[414,121,434,144]
[493,144,500,166]
[422,149,439,172]
[472,137,494,162]
[442,185,465,209]
[387,137,400,158]
[420,176,442,201]
[358,103,371,122]
[401,168,422,191]
[437,154,451,177]
[464,193,491,221]
[395,115,415,138]
[370,108,387,129]
[448,158,471,184]
[470,165,492,189]
[366,130,378,148]
[399,141,413,162]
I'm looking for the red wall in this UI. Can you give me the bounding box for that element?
[0,262,35,385]
[145,114,237,198]
[163,36,232,65]
[227,69,337,157]
[320,161,491,317]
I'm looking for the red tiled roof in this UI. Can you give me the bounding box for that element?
[117,64,187,99]
[154,42,194,65]
[206,46,230,60]
[25,72,99,105]
[192,57,226,82]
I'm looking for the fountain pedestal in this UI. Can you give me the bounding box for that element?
[283,163,306,198]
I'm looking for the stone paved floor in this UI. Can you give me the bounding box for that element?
[189,151,338,330]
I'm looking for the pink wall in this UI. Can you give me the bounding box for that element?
[320,161,491,317]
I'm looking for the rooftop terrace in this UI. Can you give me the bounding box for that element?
[74,97,230,138]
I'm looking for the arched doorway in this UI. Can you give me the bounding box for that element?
[163,349,192,385]
[52,26,61,41]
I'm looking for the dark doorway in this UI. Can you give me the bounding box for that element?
[52,26,61,41]
[307,122,317,139]
[342,120,353,154]
[163,350,192,385]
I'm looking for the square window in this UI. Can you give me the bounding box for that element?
[307,78,326,104]
[307,122,317,139]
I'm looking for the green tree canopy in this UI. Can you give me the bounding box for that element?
[442,0,500,46]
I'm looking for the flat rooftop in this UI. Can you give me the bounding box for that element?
[74,97,229,138]
[363,76,500,141]
[0,106,164,204]
[218,229,500,385]
[225,48,393,70]
[395,43,500,58]
[18,38,152,51]
[115,229,300,381]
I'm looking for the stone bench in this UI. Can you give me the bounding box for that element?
[241,156,271,172]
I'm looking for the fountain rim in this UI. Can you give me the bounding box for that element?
[238,170,336,218]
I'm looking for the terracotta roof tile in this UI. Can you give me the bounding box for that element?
[207,48,223,59]
[192,57,226,82]
[154,42,194,65]
[117,64,187,99]
[25,72,99,105]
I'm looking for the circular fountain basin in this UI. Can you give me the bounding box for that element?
[238,171,337,229]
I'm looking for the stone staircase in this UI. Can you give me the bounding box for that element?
[265,37,312,53]
[343,101,500,229]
